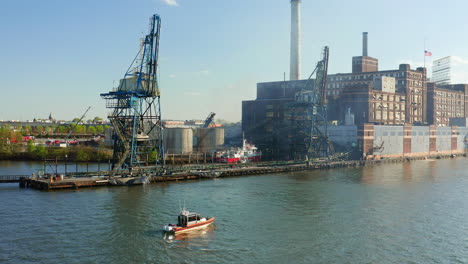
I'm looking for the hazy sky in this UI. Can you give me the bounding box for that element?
[2,0,468,122]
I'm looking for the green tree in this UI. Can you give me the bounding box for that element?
[34,145,48,159]
[92,117,103,124]
[76,149,91,162]
[147,150,159,163]
[87,126,97,134]
[27,140,36,152]
[0,126,10,153]
[36,125,44,135]
[13,130,23,142]
[95,125,108,134]
[56,125,67,134]
[75,125,87,134]
[44,126,53,136]
[24,125,32,135]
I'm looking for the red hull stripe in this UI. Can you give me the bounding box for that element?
[173,218,216,232]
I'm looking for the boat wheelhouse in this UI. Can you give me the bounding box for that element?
[163,209,215,233]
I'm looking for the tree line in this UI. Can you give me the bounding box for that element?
[3,124,110,138]
[0,124,112,162]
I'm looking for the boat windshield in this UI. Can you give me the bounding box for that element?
[178,214,202,226]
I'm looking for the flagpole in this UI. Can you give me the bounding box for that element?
[424,38,426,69]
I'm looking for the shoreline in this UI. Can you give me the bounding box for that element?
[13,153,465,191]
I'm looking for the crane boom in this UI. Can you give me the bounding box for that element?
[66,106,91,140]
[290,46,331,161]
[100,14,164,171]
[202,112,216,128]
[315,46,329,106]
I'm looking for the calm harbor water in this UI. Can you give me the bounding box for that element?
[1,158,468,263]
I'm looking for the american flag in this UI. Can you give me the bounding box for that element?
[424,50,432,56]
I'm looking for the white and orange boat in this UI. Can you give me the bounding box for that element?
[162,209,215,234]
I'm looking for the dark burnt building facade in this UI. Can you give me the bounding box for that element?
[242,63,427,159]
[242,80,310,160]
[242,32,466,160]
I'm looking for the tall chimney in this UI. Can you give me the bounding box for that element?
[290,0,301,81]
[362,32,368,57]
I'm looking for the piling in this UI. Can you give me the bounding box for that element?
[6,153,465,191]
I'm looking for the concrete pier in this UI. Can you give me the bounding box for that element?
[15,153,464,191]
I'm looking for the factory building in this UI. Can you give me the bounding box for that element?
[242,80,309,160]
[241,1,468,160]
[341,81,407,125]
[427,83,468,126]
[358,124,468,159]
[243,36,428,159]
[352,32,379,73]
[327,63,427,124]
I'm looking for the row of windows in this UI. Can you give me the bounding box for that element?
[434,111,464,117]
[373,131,405,136]
[329,71,406,82]
[371,93,404,102]
[371,103,406,111]
[435,92,464,99]
[435,104,463,110]
[371,111,406,121]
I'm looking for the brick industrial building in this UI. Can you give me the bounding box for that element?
[242,32,468,160]
[427,83,468,126]
[331,63,427,125]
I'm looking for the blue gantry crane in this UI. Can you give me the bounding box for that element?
[291,46,331,161]
[101,14,164,171]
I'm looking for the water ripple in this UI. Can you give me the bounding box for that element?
[1,158,468,263]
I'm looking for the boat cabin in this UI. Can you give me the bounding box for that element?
[178,212,202,227]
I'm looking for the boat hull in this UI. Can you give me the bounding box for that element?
[172,217,216,233]
[215,157,240,163]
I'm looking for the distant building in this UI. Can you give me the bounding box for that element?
[341,82,407,125]
[326,64,427,124]
[432,56,451,85]
[242,32,468,159]
[352,32,379,73]
[48,113,56,123]
[242,80,307,159]
[427,83,468,126]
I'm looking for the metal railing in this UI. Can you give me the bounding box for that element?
[0,175,29,183]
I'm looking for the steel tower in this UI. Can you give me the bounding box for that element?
[290,46,331,161]
[101,14,164,171]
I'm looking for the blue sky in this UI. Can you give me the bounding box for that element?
[1,0,468,122]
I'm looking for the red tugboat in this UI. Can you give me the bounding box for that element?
[162,209,216,234]
[215,139,262,164]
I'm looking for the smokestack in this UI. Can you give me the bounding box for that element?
[362,32,368,57]
[290,0,301,81]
